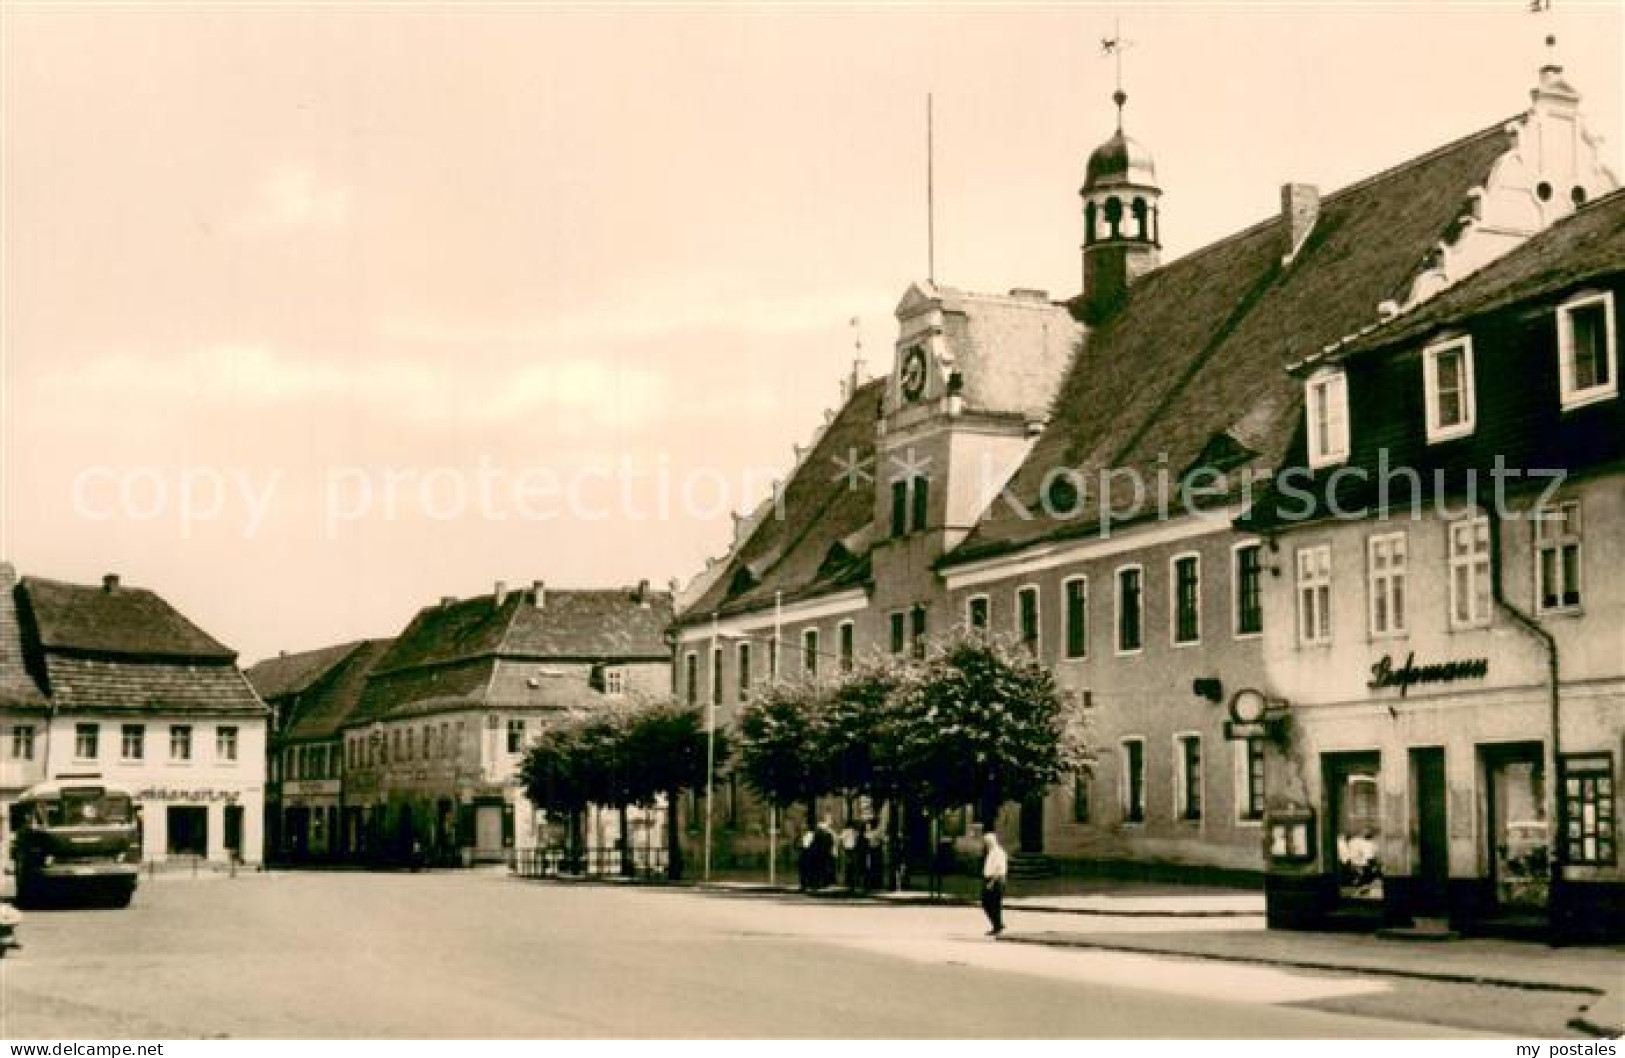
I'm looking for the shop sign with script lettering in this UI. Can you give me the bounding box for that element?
[1368,653,1489,697]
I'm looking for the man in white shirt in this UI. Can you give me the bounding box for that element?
[981,831,1008,936]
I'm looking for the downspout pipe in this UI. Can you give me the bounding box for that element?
[1486,509,1564,937]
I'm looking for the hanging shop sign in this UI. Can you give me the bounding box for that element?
[1367,653,1489,698]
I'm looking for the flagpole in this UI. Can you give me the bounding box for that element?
[704,612,718,883]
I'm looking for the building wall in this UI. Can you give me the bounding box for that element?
[41,714,268,865]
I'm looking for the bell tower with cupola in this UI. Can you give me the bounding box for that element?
[1073,88,1161,324]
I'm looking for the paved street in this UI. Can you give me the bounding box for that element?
[0,869,1573,1038]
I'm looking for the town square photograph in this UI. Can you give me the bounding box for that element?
[0,0,1622,1044]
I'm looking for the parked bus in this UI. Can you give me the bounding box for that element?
[8,777,141,908]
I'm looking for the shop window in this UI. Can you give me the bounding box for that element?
[75,723,99,760]
[1116,566,1143,653]
[1535,502,1583,613]
[1329,754,1382,901]
[1561,754,1616,866]
[1367,532,1408,636]
[1448,516,1492,629]
[167,805,208,857]
[1557,291,1617,409]
[1234,543,1263,636]
[1120,738,1146,823]
[121,724,145,761]
[1172,554,1201,645]
[1063,578,1087,658]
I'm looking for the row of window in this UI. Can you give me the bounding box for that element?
[1295,504,1583,646]
[967,543,1265,657]
[347,719,467,770]
[1307,290,1617,466]
[1074,735,1266,827]
[62,722,238,764]
[283,742,339,782]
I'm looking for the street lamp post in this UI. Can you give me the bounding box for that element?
[703,613,718,883]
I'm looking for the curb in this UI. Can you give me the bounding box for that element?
[1000,932,1608,997]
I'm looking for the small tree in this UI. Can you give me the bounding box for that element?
[736,677,830,826]
[821,657,907,813]
[618,699,728,881]
[888,632,1092,830]
[518,718,594,871]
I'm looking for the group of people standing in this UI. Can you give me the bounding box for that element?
[796,818,885,893]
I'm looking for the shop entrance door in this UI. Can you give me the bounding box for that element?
[1410,747,1448,915]
[1324,751,1383,904]
[167,805,208,858]
[1483,742,1548,913]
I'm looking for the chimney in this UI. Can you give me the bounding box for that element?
[636,578,651,604]
[532,580,546,608]
[493,580,508,606]
[439,595,458,608]
[1281,183,1319,265]
[103,573,121,593]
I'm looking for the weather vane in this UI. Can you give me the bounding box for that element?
[1100,17,1135,129]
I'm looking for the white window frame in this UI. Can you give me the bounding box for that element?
[216,725,238,763]
[12,724,36,761]
[603,665,626,697]
[1115,564,1145,656]
[1173,731,1203,822]
[965,593,991,633]
[1170,552,1202,646]
[169,724,193,763]
[1306,369,1350,468]
[1061,576,1088,659]
[1234,738,1267,826]
[1557,290,1618,410]
[1015,584,1041,654]
[1534,500,1584,614]
[74,722,99,761]
[1367,531,1408,638]
[801,628,819,675]
[1296,545,1332,646]
[837,619,855,671]
[1423,335,1476,442]
[1119,736,1147,825]
[1447,515,1492,630]
[506,718,526,755]
[1232,539,1264,639]
[684,650,699,705]
[120,723,145,762]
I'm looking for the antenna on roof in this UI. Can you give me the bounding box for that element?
[848,316,867,395]
[926,92,937,284]
[1101,17,1136,130]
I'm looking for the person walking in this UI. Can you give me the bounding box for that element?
[980,831,1008,936]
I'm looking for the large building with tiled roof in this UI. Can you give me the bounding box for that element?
[0,566,269,866]
[341,580,672,865]
[671,55,1616,889]
[246,638,393,864]
[1240,186,1625,940]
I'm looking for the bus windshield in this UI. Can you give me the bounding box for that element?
[39,789,134,827]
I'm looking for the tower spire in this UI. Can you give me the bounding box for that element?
[1101,18,1135,131]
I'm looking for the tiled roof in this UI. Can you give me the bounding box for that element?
[0,564,47,711]
[682,379,885,620]
[948,121,1517,562]
[245,641,367,702]
[278,639,394,742]
[1329,186,1625,363]
[40,655,266,717]
[352,586,673,723]
[21,576,236,661]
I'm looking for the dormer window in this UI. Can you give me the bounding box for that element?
[1423,337,1475,442]
[1305,369,1349,468]
[1558,291,1617,409]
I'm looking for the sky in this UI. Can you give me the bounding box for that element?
[1,3,1620,665]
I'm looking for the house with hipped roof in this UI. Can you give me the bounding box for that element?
[0,563,269,866]
[336,580,673,865]
[669,51,1617,913]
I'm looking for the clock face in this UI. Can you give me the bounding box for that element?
[900,346,928,401]
[1229,689,1268,725]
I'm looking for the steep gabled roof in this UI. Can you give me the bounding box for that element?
[21,576,237,661]
[245,641,367,702]
[946,120,1517,563]
[682,379,885,621]
[259,638,395,742]
[0,564,47,710]
[37,655,266,717]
